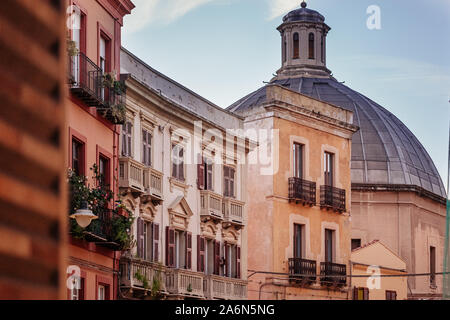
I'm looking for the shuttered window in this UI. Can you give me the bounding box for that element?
[142,129,152,167]
[198,155,213,190]
[166,227,176,267]
[122,121,133,157]
[353,287,369,300]
[223,166,235,198]
[172,144,185,181]
[197,236,205,272]
[386,290,397,300]
[185,232,192,270]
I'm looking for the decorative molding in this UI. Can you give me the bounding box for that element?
[200,220,219,239]
[221,227,240,244]
[167,196,193,231]
[169,177,189,196]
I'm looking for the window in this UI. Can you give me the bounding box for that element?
[324,152,334,186]
[172,143,185,181]
[70,6,85,83]
[293,32,299,59]
[223,243,241,279]
[122,121,133,157]
[351,239,361,251]
[166,227,191,269]
[69,277,85,300]
[137,218,159,262]
[283,35,287,63]
[325,229,334,263]
[293,143,303,179]
[294,224,304,259]
[98,155,110,187]
[223,166,235,198]
[308,33,315,59]
[72,138,84,176]
[430,246,436,286]
[386,290,397,300]
[353,287,369,300]
[198,156,213,190]
[97,284,109,300]
[142,129,152,167]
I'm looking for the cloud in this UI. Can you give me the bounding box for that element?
[123,0,217,34]
[267,0,299,20]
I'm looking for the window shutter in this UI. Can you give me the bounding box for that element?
[185,232,192,270]
[214,240,220,275]
[230,168,235,197]
[197,154,205,190]
[197,235,205,272]
[137,218,144,258]
[353,287,359,300]
[224,242,229,277]
[363,288,369,300]
[153,223,159,262]
[224,167,229,197]
[166,227,175,267]
[236,246,241,279]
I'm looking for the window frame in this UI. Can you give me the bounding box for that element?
[142,128,152,167]
[324,151,334,186]
[121,120,133,157]
[293,32,299,59]
[171,142,185,182]
[223,165,236,198]
[308,32,315,59]
[293,143,304,179]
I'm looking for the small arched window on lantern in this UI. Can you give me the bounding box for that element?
[283,35,287,63]
[321,35,324,63]
[293,32,299,59]
[308,33,315,59]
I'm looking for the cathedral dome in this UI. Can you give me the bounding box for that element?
[228,3,446,199]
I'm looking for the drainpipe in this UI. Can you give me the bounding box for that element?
[348,260,353,300]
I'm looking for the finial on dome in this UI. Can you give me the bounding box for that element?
[301,1,307,8]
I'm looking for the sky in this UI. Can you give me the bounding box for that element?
[122,0,450,191]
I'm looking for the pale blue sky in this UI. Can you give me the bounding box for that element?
[122,0,450,190]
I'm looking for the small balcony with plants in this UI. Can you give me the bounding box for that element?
[67,40,126,125]
[68,165,135,251]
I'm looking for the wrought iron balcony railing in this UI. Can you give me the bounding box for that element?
[320,261,347,286]
[288,177,316,205]
[320,185,346,212]
[82,209,121,249]
[288,258,317,284]
[68,52,125,124]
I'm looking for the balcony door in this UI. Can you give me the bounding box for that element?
[293,224,303,259]
[70,6,85,85]
[324,152,334,186]
[325,229,334,263]
[293,143,303,179]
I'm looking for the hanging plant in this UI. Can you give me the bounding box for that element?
[102,71,116,89]
[67,39,79,57]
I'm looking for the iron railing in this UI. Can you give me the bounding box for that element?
[320,261,347,286]
[68,52,125,124]
[288,177,316,205]
[85,209,122,245]
[320,185,346,212]
[288,258,317,283]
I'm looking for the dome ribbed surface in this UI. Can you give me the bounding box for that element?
[228,77,446,198]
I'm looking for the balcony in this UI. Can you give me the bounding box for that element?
[165,269,205,298]
[320,185,346,212]
[119,157,145,194]
[222,198,244,227]
[68,52,125,124]
[204,275,247,300]
[288,258,317,285]
[288,177,316,206]
[320,262,347,287]
[120,257,166,294]
[81,209,121,249]
[143,167,164,204]
[200,190,223,221]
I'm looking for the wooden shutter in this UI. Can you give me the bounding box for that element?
[363,287,369,300]
[224,243,229,276]
[185,232,192,269]
[224,167,229,197]
[197,154,205,190]
[166,227,175,267]
[153,223,159,262]
[214,240,220,275]
[236,246,241,279]
[137,218,144,258]
[353,287,359,300]
[197,236,205,272]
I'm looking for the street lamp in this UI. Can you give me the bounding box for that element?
[70,201,97,228]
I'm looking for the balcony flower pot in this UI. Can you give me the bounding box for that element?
[117,206,129,218]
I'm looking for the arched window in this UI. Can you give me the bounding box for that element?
[283,35,287,63]
[321,35,324,63]
[293,33,299,59]
[308,33,315,59]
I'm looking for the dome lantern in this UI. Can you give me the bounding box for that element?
[277,2,331,79]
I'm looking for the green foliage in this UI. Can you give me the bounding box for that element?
[150,263,164,300]
[68,165,135,250]
[134,271,149,289]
